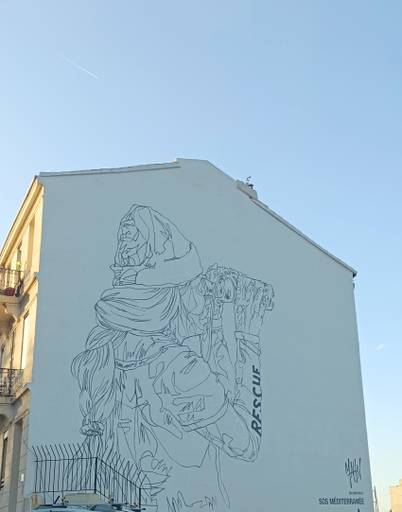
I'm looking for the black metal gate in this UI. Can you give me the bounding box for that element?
[32,443,151,507]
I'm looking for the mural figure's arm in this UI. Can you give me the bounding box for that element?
[179,266,275,463]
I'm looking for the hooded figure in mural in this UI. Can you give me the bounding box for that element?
[72,204,274,510]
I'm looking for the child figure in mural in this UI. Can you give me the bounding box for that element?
[72,205,274,511]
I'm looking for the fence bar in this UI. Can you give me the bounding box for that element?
[32,443,151,507]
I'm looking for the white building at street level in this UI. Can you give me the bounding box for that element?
[0,159,373,511]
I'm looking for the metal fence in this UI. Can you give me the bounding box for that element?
[0,368,23,397]
[32,443,151,507]
[0,268,23,297]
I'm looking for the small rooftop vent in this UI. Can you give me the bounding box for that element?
[236,179,258,200]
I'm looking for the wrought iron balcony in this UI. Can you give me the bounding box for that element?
[0,368,23,397]
[0,268,23,297]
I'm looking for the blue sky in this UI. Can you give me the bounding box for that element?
[1,1,401,510]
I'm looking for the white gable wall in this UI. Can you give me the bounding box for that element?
[27,159,372,511]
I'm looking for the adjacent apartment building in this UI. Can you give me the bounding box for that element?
[0,159,373,512]
[390,480,402,512]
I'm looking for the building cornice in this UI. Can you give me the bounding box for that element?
[0,178,43,265]
[38,161,180,178]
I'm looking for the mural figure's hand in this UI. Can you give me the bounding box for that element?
[235,277,274,335]
[248,283,274,335]
[166,491,214,512]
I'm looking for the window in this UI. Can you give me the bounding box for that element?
[0,430,8,488]
[15,245,22,272]
[9,420,23,510]
[20,313,31,370]
[27,218,35,272]
[0,345,4,368]
[10,331,15,370]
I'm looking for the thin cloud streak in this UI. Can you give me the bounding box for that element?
[63,57,100,80]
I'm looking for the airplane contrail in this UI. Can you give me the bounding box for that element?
[63,57,100,80]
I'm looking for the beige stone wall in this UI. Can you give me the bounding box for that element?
[3,184,43,275]
[0,392,30,512]
[391,481,402,512]
[1,185,42,375]
[8,291,38,383]
[0,180,43,512]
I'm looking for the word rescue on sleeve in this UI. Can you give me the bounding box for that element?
[251,365,262,436]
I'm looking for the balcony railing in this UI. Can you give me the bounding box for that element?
[0,368,23,397]
[0,268,23,297]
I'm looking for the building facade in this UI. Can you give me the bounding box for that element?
[390,480,402,512]
[0,180,43,511]
[0,159,373,511]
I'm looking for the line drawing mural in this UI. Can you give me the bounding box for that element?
[71,204,275,510]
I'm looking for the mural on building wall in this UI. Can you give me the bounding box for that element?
[71,204,274,510]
